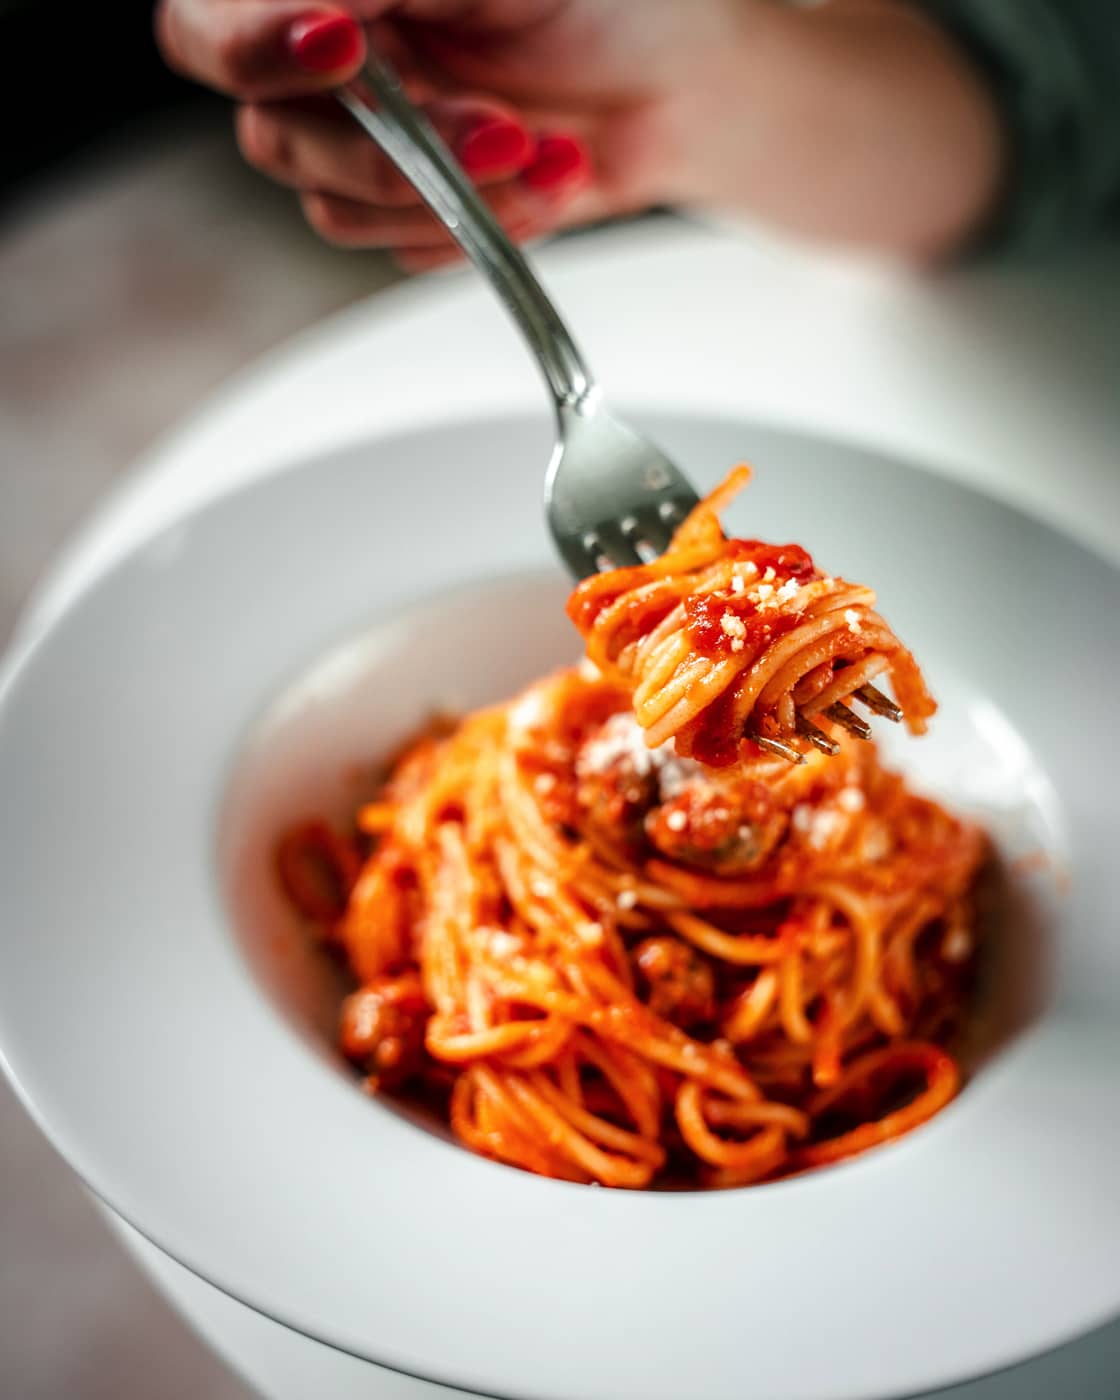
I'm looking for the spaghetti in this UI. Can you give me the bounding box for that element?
[278,472,987,1189]
[568,466,936,766]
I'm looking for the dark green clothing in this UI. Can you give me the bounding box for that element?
[922,0,1120,251]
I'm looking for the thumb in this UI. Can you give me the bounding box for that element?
[157,0,367,102]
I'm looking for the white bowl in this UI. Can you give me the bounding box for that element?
[1,414,1118,1400]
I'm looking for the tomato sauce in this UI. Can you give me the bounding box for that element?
[684,593,802,660]
[679,686,763,768]
[727,539,816,579]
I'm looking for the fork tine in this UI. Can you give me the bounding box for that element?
[796,714,840,755]
[825,702,873,741]
[629,506,676,559]
[590,523,645,570]
[754,735,806,765]
[854,684,903,722]
[561,539,604,579]
[620,513,664,563]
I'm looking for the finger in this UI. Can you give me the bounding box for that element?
[374,177,613,271]
[238,95,535,207]
[156,0,365,101]
[392,247,471,273]
[392,216,564,272]
[518,133,593,196]
[300,186,544,248]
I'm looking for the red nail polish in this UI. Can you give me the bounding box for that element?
[521,134,590,193]
[288,12,362,73]
[457,119,533,178]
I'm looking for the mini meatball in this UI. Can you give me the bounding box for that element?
[339,972,428,1088]
[645,779,780,872]
[634,936,716,1027]
[575,711,659,840]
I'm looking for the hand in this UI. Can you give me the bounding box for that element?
[155,0,748,269]
[156,0,1004,266]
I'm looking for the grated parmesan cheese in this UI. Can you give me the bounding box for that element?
[665,809,688,832]
[776,578,800,604]
[486,930,522,959]
[837,786,865,813]
[720,611,747,641]
[721,611,747,654]
[616,888,638,911]
[756,583,775,603]
[655,751,705,799]
[509,689,547,733]
[808,809,844,849]
[792,804,844,849]
[844,608,863,634]
[763,566,776,582]
[579,711,655,777]
[580,716,711,812]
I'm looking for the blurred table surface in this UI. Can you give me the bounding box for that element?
[1,112,397,1400]
[3,113,1120,1400]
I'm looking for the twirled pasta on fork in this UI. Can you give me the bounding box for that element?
[568,467,935,766]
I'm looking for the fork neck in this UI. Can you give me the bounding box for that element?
[487,257,599,415]
[339,56,598,417]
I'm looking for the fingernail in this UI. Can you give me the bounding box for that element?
[457,118,534,178]
[520,134,590,193]
[288,12,362,73]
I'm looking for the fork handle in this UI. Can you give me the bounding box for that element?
[337,55,597,413]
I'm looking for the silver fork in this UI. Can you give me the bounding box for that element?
[336,58,900,759]
[336,55,700,577]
